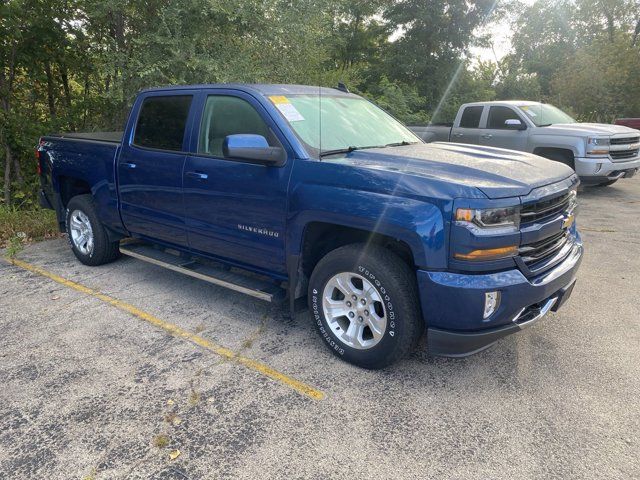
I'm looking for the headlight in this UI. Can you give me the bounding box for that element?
[587,136,610,146]
[455,206,520,230]
[587,136,610,155]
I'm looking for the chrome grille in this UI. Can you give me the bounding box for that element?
[520,192,571,224]
[610,136,639,145]
[519,231,570,265]
[519,189,577,274]
[610,149,638,160]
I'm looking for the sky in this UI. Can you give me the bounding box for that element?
[469,0,538,62]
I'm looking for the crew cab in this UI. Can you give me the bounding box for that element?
[411,101,640,187]
[37,85,583,368]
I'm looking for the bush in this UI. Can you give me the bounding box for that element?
[0,206,61,250]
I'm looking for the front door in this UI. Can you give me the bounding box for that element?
[183,92,293,275]
[118,93,195,246]
[479,106,529,152]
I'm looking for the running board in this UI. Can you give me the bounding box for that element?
[119,241,286,302]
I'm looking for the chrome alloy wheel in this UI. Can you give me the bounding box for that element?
[69,209,94,256]
[322,272,387,350]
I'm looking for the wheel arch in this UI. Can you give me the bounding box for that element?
[287,220,426,315]
[532,147,576,169]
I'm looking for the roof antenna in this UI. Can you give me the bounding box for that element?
[337,82,349,93]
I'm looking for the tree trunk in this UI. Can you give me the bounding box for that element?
[13,152,22,185]
[45,61,57,120]
[603,7,615,43]
[3,143,11,206]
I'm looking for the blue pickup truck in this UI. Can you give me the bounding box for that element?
[37,84,583,368]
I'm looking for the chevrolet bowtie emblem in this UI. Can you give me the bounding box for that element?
[563,213,575,230]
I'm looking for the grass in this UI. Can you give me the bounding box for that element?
[0,206,61,253]
[152,434,170,448]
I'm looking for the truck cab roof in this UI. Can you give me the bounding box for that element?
[139,83,357,98]
[460,100,541,108]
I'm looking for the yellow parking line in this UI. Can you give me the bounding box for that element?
[6,257,325,401]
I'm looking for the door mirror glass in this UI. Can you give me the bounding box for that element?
[223,134,285,166]
[504,119,526,130]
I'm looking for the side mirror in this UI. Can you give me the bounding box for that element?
[505,119,526,130]
[223,134,286,166]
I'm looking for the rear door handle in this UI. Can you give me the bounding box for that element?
[121,162,137,169]
[481,134,493,139]
[452,133,464,137]
[185,171,208,180]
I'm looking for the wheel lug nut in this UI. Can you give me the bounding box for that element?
[346,301,352,307]
[358,316,363,322]
[361,299,366,305]
[351,295,357,301]
[348,312,355,318]
[364,310,369,316]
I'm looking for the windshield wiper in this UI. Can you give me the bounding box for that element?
[384,141,419,147]
[319,145,380,158]
[319,141,418,158]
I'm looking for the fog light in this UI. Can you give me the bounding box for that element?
[483,291,501,319]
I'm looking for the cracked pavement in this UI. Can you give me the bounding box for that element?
[0,180,639,479]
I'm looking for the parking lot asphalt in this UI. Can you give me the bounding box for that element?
[1,180,639,480]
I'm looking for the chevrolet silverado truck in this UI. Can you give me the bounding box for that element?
[37,84,583,368]
[411,101,640,187]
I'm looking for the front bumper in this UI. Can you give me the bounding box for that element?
[417,238,583,357]
[575,156,640,181]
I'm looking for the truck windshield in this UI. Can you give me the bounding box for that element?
[518,104,576,127]
[267,94,420,157]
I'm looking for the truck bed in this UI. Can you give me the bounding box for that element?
[47,131,123,144]
[409,124,452,143]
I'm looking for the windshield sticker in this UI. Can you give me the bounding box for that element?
[268,95,305,121]
[521,106,537,116]
[269,95,289,104]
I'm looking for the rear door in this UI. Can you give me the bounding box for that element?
[450,105,484,144]
[118,92,197,246]
[479,106,529,151]
[182,90,294,275]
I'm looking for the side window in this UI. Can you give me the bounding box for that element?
[459,106,483,128]
[133,95,193,151]
[198,95,275,157]
[487,106,523,129]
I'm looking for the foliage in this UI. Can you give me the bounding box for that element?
[0,206,60,249]
[1,0,640,211]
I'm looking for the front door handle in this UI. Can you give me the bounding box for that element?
[185,171,208,180]
[121,162,137,169]
[481,134,493,139]
[452,133,464,137]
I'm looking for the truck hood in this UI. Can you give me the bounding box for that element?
[536,122,640,137]
[333,142,575,199]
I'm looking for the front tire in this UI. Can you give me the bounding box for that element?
[65,194,120,266]
[308,243,422,369]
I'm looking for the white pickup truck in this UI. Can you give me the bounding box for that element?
[410,101,640,186]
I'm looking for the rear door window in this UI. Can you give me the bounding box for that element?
[459,106,484,128]
[487,106,523,129]
[133,95,193,151]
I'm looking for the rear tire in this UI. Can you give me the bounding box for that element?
[65,194,120,266]
[308,243,422,369]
